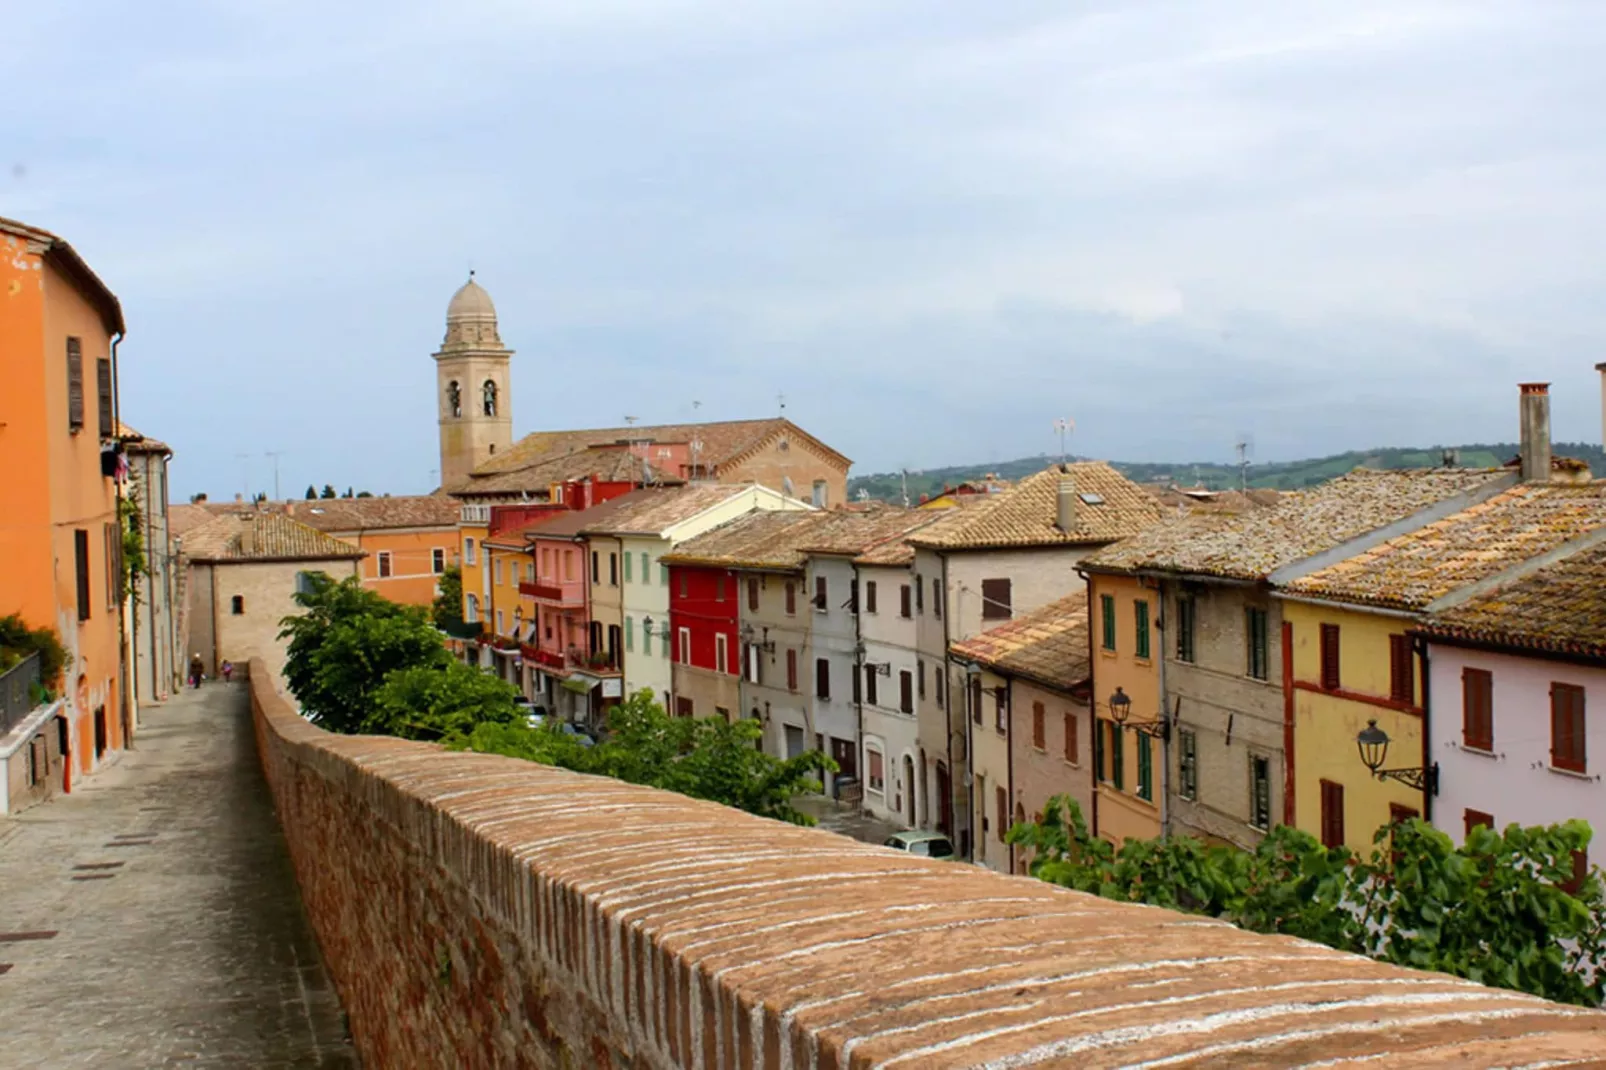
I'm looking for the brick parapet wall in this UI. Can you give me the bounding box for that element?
[249,660,1606,1068]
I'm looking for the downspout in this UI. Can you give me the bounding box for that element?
[145,456,158,706]
[1078,567,1099,839]
[1415,633,1433,825]
[486,545,496,672]
[853,561,864,804]
[1005,677,1015,873]
[1281,618,1296,828]
[941,555,960,857]
[111,331,133,744]
[1154,577,1170,839]
[208,562,219,676]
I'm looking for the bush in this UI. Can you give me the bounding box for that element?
[0,614,71,688]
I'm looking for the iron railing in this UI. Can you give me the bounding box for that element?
[0,651,43,737]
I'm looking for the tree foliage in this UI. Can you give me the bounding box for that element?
[431,564,465,631]
[320,484,337,499]
[0,614,70,688]
[370,660,520,741]
[1010,797,1605,1006]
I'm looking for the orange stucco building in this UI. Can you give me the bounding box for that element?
[286,497,461,607]
[0,215,130,781]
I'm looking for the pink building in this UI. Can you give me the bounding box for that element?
[1418,541,1606,855]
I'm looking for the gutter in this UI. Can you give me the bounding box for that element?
[1005,676,1015,873]
[1275,591,1422,621]
[1413,633,1434,824]
[1077,566,1099,839]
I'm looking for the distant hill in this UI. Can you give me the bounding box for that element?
[848,442,1606,503]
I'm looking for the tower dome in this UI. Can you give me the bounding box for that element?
[441,272,503,349]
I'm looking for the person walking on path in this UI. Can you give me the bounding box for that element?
[221,660,234,684]
[189,653,205,689]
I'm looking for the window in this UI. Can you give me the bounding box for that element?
[1176,596,1196,662]
[1094,717,1106,780]
[1178,729,1198,800]
[745,643,761,684]
[785,582,796,615]
[864,581,877,613]
[1388,634,1413,703]
[917,659,926,699]
[1063,711,1078,764]
[996,785,1008,842]
[609,553,618,586]
[748,577,759,611]
[981,578,1012,621]
[1319,623,1341,690]
[1110,724,1125,791]
[1137,734,1153,801]
[815,658,830,699]
[1390,803,1419,825]
[899,585,912,618]
[864,665,878,706]
[678,572,687,597]
[623,552,632,583]
[1250,756,1271,830]
[592,552,600,583]
[995,687,1007,733]
[1101,595,1116,651]
[231,595,244,615]
[716,576,725,602]
[1032,702,1046,750]
[715,634,728,674]
[104,521,119,608]
[625,617,634,652]
[1462,667,1493,750]
[786,649,798,691]
[969,675,982,725]
[849,580,859,614]
[934,670,944,707]
[1135,600,1151,660]
[67,338,84,431]
[432,548,446,574]
[812,479,828,508]
[915,576,924,614]
[899,670,913,714]
[74,529,91,621]
[677,627,691,664]
[464,537,477,566]
[96,357,113,439]
[641,553,651,584]
[1464,808,1495,839]
[814,576,828,612]
[541,547,552,577]
[661,562,669,587]
[1551,682,1587,773]
[378,551,393,579]
[494,557,504,586]
[496,610,506,635]
[465,593,479,622]
[1319,780,1345,848]
[933,583,942,619]
[867,749,885,792]
[1246,607,1270,680]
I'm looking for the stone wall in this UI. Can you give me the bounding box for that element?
[249,660,1606,1069]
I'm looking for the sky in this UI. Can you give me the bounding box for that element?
[8,1,1606,498]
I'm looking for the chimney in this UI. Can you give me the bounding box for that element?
[1596,362,1606,452]
[1519,382,1552,483]
[1055,465,1077,533]
[240,519,256,556]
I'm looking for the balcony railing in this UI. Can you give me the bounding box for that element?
[520,646,620,674]
[439,619,484,641]
[1,651,43,737]
[520,581,584,606]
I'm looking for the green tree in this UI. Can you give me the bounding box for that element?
[278,573,449,733]
[320,484,337,499]
[0,614,70,689]
[356,490,374,498]
[305,485,317,499]
[431,565,465,631]
[370,661,520,741]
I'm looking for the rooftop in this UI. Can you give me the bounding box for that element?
[116,422,172,455]
[949,590,1091,693]
[1286,482,1606,611]
[906,462,1164,551]
[287,496,460,533]
[579,484,788,537]
[663,509,926,571]
[452,443,665,497]
[181,512,365,563]
[1421,541,1606,661]
[1086,467,1511,581]
[168,503,217,538]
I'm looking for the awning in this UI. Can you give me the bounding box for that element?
[561,677,594,695]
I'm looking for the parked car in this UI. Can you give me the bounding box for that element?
[882,831,956,859]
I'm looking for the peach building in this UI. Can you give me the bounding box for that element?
[0,215,131,786]
[287,496,461,607]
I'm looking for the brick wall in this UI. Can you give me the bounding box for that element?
[249,661,1606,1068]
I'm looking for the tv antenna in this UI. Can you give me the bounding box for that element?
[690,437,704,481]
[234,452,251,503]
[263,450,284,502]
[1053,418,1075,467]
[777,392,787,417]
[1234,433,1255,492]
[624,415,638,426]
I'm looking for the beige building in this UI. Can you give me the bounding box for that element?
[435,275,514,492]
[121,425,182,704]
[182,512,364,694]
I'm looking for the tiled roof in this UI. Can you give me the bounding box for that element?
[454,444,667,497]
[796,510,941,557]
[906,463,1164,551]
[1085,468,1511,581]
[169,503,216,538]
[1143,484,1282,512]
[949,591,1091,693]
[181,512,364,563]
[1422,541,1606,660]
[663,509,927,571]
[288,496,459,532]
[116,422,172,455]
[579,484,777,536]
[1286,482,1606,611]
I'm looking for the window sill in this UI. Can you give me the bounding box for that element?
[1100,649,1117,658]
[1459,744,1497,759]
[1134,656,1153,667]
[1549,764,1592,781]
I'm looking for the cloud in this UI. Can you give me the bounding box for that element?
[7,0,1606,495]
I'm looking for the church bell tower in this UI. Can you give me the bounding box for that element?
[434,273,513,491]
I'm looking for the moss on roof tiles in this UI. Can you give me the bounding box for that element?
[1423,540,1606,658]
[949,591,1091,693]
[906,463,1163,551]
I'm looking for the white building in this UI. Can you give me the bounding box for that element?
[853,536,929,828]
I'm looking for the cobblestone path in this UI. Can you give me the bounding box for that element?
[0,682,357,1069]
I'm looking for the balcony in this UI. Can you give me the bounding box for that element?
[439,619,484,641]
[519,581,584,607]
[520,645,619,675]
[0,651,42,737]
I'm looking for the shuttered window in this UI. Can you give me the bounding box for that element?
[1319,779,1345,848]
[67,338,84,432]
[1551,683,1587,773]
[1110,724,1125,791]
[1101,595,1116,651]
[995,786,1008,842]
[814,576,827,611]
[917,659,926,699]
[1246,607,1270,680]
[96,357,113,438]
[981,578,1011,620]
[1251,756,1272,830]
[74,529,91,620]
[1135,600,1151,660]
[864,665,877,707]
[1462,668,1494,750]
[1319,623,1341,690]
[1178,730,1198,800]
[864,581,877,613]
[1094,718,1106,781]
[1464,808,1495,839]
[1388,634,1413,703]
[1032,701,1046,750]
[747,577,759,611]
[786,649,798,691]
[1176,597,1196,662]
[1063,711,1078,764]
[900,585,912,618]
[970,675,982,726]
[815,657,830,699]
[899,670,913,714]
[1137,733,1153,801]
[785,582,796,615]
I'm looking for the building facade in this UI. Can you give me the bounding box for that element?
[123,426,181,704]
[853,542,928,828]
[289,496,461,607]
[1085,571,1165,844]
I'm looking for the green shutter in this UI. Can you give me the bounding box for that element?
[625,616,634,652]
[1094,718,1106,781]
[1135,600,1150,659]
[1101,595,1116,651]
[1111,725,1125,791]
[1138,733,1152,801]
[623,553,633,583]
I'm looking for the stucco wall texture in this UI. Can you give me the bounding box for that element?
[250,661,1606,1069]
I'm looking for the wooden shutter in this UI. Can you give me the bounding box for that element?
[864,666,876,707]
[1551,683,1586,773]
[1462,668,1493,750]
[74,529,91,620]
[786,649,797,691]
[899,671,913,713]
[66,338,84,431]
[864,581,876,613]
[970,676,982,725]
[915,576,924,613]
[900,585,912,618]
[1063,711,1078,764]
[917,659,926,698]
[1319,623,1341,690]
[1101,595,1116,651]
[1032,702,1046,749]
[785,582,796,615]
[1388,635,1414,703]
[815,658,830,699]
[1135,600,1150,659]
[747,577,759,611]
[96,357,113,438]
[1319,779,1344,847]
[981,578,1012,620]
[995,786,1007,841]
[814,575,827,609]
[1464,808,1495,839]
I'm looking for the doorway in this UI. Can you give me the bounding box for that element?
[904,756,917,825]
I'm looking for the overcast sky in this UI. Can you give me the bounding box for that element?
[9,1,1606,498]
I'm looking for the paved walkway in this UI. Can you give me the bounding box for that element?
[0,683,356,1069]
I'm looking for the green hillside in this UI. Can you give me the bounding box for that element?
[849,442,1606,502]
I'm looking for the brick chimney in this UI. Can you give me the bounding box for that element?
[1519,382,1552,483]
[1596,362,1606,451]
[1055,465,1077,533]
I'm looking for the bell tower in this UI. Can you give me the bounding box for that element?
[434,272,513,490]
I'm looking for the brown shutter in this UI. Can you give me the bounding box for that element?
[1320,624,1341,690]
[1464,808,1494,839]
[865,581,876,613]
[1320,779,1345,848]
[863,666,875,706]
[1032,702,1045,750]
[899,671,912,713]
[786,649,797,691]
[1552,683,1586,773]
[74,529,91,620]
[1463,668,1493,750]
[96,357,114,439]
[1063,711,1077,763]
[815,658,830,699]
[814,576,827,609]
[748,577,759,611]
[785,582,796,615]
[981,578,1012,620]
[900,585,911,618]
[1389,635,1414,703]
[66,338,84,431]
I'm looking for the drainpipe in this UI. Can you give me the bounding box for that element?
[853,561,865,809]
[1414,633,1434,825]
[110,332,134,745]
[1005,676,1015,873]
[941,555,960,857]
[1154,576,1170,839]
[1078,566,1100,839]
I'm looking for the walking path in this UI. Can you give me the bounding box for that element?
[0,682,356,1069]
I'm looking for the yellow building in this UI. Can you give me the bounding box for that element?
[1085,571,1163,845]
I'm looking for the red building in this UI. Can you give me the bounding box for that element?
[665,563,741,719]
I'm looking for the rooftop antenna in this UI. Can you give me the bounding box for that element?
[1234,433,1255,492]
[1053,417,1075,468]
[263,450,283,503]
[624,415,638,426]
[234,452,251,504]
[690,437,704,481]
[777,392,787,417]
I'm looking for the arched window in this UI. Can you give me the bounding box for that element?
[446,380,462,418]
[465,593,480,623]
[482,379,498,416]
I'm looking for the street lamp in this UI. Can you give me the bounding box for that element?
[740,622,776,654]
[642,616,671,640]
[1355,719,1440,795]
[1106,686,1169,741]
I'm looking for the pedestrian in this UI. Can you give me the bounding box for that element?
[189,653,204,689]
[221,660,234,684]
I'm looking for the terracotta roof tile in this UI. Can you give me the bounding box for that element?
[288,496,460,532]
[181,512,364,563]
[579,484,784,536]
[1421,541,1606,659]
[949,591,1091,693]
[663,510,927,571]
[116,422,172,454]
[454,444,667,496]
[1287,482,1606,611]
[1086,468,1512,581]
[168,503,216,538]
[906,463,1164,551]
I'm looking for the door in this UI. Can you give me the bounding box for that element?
[904,756,917,825]
[831,737,857,779]
[785,724,805,760]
